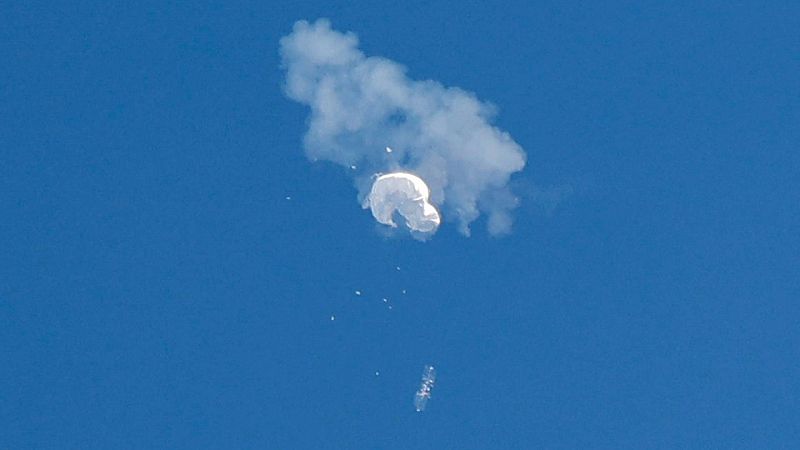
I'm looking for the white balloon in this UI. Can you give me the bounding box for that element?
[364,172,441,233]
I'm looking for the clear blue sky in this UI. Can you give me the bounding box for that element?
[2,1,798,448]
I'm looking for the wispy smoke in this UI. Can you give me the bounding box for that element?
[280,19,527,235]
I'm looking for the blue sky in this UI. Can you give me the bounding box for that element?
[2,1,799,448]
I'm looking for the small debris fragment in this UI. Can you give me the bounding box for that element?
[330,315,335,321]
[354,290,362,296]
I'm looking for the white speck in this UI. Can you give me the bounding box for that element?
[385,146,393,153]
[395,266,401,271]
[388,305,393,310]
[375,371,380,376]
[402,289,407,294]
[330,315,335,321]
[350,165,357,170]
[354,290,362,296]
[382,298,388,303]
[285,196,292,200]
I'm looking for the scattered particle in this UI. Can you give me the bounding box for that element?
[382,298,388,303]
[396,266,401,271]
[330,315,335,321]
[375,371,380,376]
[402,289,407,294]
[388,305,393,310]
[350,165,357,170]
[285,196,292,200]
[355,290,362,296]
[385,146,393,153]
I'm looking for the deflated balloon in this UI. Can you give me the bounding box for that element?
[364,172,441,233]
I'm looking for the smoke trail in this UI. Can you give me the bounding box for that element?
[279,19,526,235]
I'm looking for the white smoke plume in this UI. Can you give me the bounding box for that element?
[279,19,527,235]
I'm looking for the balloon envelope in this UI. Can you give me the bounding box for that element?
[365,172,441,233]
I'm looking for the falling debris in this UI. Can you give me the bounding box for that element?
[364,172,440,233]
[396,266,401,271]
[330,315,335,321]
[350,165,357,170]
[354,290,362,296]
[414,365,436,412]
[402,289,407,294]
[382,298,388,303]
[375,371,380,376]
[385,146,393,153]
